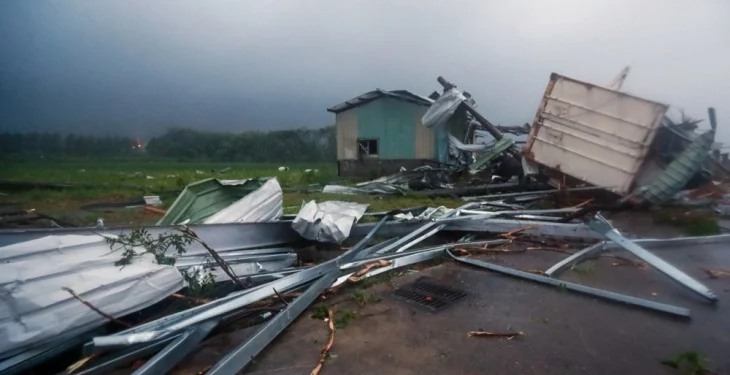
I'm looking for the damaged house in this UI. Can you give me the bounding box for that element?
[329,89,468,177]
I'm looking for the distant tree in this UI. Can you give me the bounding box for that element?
[144,126,336,162]
[0,126,335,161]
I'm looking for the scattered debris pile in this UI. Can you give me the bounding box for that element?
[1,70,727,375]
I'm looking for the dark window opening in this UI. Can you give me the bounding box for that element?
[357,139,379,157]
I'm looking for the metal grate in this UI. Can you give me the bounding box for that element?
[391,277,467,313]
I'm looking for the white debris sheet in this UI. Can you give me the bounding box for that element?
[394,206,454,222]
[203,178,283,224]
[291,201,369,243]
[0,235,184,357]
[422,88,466,129]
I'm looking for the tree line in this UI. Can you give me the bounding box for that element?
[145,126,336,162]
[0,132,139,157]
[0,126,336,162]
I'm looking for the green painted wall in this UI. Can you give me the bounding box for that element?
[356,97,421,159]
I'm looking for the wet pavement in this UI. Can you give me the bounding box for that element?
[168,231,730,375]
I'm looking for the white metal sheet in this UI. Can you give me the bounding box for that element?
[526,74,668,195]
[0,235,184,356]
[203,178,283,224]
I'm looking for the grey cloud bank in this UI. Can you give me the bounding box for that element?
[1,0,728,141]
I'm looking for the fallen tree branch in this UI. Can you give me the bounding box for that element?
[170,293,213,304]
[702,268,730,278]
[453,245,521,255]
[179,225,246,289]
[567,198,595,209]
[62,287,132,328]
[468,330,524,338]
[348,260,391,283]
[499,225,539,240]
[65,354,97,374]
[310,309,336,375]
[273,287,290,306]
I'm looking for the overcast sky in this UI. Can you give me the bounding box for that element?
[1,0,729,141]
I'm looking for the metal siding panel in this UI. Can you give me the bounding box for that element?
[336,110,358,160]
[435,126,448,163]
[526,74,668,195]
[356,98,418,159]
[414,105,435,159]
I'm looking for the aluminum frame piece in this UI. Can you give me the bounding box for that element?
[544,242,606,277]
[335,247,443,288]
[0,222,301,250]
[90,214,392,351]
[340,239,510,271]
[587,215,717,302]
[131,320,219,375]
[461,186,608,202]
[334,240,510,287]
[352,237,401,260]
[74,337,177,375]
[447,250,691,318]
[0,331,98,375]
[352,208,597,240]
[91,261,339,349]
[447,218,603,239]
[342,215,391,262]
[206,271,340,375]
[605,234,730,250]
[545,233,730,277]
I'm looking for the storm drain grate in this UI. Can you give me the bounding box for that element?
[391,277,467,313]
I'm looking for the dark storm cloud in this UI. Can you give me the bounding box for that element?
[1,0,729,141]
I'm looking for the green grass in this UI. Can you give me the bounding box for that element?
[571,261,596,275]
[662,351,713,374]
[652,208,720,236]
[0,159,464,226]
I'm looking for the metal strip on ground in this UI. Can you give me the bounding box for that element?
[588,215,717,302]
[206,271,340,375]
[447,250,691,318]
[131,320,219,375]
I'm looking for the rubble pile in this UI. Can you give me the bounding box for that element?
[1,71,728,375]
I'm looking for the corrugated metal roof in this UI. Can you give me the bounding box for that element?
[327,89,433,113]
[635,129,715,204]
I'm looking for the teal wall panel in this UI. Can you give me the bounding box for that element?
[355,97,419,159]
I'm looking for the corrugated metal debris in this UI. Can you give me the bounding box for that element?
[2,70,727,375]
[158,177,282,225]
[0,235,185,357]
[291,201,369,243]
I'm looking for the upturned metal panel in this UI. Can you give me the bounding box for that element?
[525,73,668,195]
[336,110,358,160]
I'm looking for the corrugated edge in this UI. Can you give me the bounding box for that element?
[327,89,432,114]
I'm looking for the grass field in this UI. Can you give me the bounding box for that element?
[0,159,463,226]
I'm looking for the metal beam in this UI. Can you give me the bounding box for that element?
[352,237,401,260]
[74,337,177,375]
[91,220,386,350]
[447,218,603,239]
[206,271,340,375]
[447,250,691,318]
[544,242,606,277]
[588,215,717,302]
[0,222,301,250]
[131,320,219,375]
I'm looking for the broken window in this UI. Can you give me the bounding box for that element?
[357,139,379,157]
